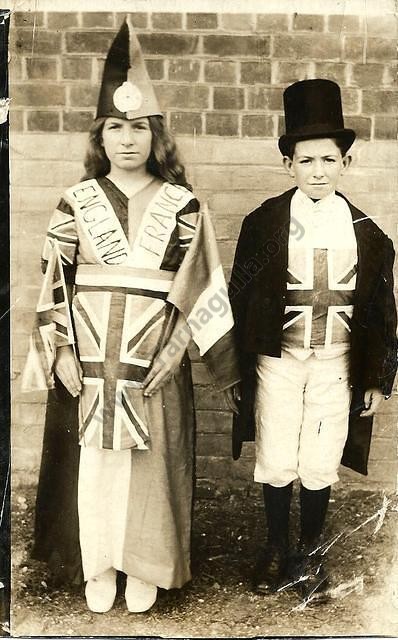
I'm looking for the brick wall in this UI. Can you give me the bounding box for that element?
[10,10,398,491]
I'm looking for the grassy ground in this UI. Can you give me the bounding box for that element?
[11,484,398,637]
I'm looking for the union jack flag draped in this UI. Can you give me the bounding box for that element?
[73,265,175,450]
[283,189,358,351]
[21,239,75,392]
[23,178,239,451]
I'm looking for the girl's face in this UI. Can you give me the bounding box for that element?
[101,117,152,173]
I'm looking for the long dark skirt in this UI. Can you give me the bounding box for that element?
[31,379,83,587]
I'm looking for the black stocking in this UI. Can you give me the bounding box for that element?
[299,484,331,548]
[262,482,293,549]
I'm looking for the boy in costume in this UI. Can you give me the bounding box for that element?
[229,79,397,601]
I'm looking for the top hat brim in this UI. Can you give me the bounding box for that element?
[278,127,356,156]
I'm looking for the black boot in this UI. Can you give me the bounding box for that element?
[253,483,292,594]
[291,485,331,603]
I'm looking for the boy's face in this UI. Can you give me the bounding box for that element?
[283,138,351,200]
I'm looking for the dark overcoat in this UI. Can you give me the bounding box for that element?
[229,188,397,475]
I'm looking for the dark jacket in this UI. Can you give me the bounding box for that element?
[229,188,397,474]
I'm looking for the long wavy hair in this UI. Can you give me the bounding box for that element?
[82,115,192,190]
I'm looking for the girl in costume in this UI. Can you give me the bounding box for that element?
[24,17,239,614]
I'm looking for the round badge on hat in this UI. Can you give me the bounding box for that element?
[113,81,143,114]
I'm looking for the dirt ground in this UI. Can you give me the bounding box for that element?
[10,484,398,638]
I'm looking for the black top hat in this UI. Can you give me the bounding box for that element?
[278,79,356,156]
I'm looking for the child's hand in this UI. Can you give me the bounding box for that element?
[360,388,384,417]
[143,347,184,397]
[54,345,82,397]
[224,383,241,414]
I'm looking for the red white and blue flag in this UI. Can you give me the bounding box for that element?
[283,247,357,349]
[21,239,75,391]
[23,179,239,450]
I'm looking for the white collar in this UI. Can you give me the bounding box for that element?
[290,188,356,248]
[293,188,338,213]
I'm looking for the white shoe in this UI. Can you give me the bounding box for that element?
[85,568,117,613]
[125,575,157,613]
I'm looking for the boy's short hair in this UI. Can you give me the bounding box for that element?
[284,136,351,160]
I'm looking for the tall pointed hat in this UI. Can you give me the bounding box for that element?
[96,16,162,120]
